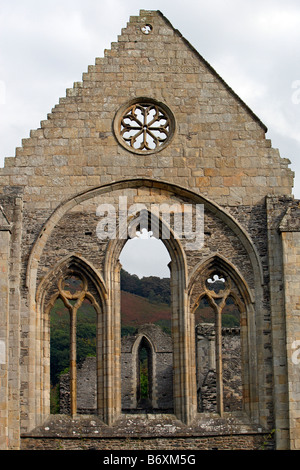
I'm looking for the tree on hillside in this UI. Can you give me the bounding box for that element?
[120,269,170,304]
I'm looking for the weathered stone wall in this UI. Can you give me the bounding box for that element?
[21,433,271,451]
[0,10,298,449]
[60,357,97,415]
[60,325,174,413]
[0,11,293,211]
[20,412,273,450]
[60,324,243,417]
[196,324,242,413]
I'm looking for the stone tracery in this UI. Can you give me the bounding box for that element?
[0,9,298,451]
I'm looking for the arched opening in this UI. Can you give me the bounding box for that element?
[29,178,263,426]
[119,228,171,335]
[49,273,98,416]
[119,227,173,414]
[38,255,106,420]
[190,257,253,417]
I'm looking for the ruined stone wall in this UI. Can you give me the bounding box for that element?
[122,324,173,412]
[21,433,271,451]
[59,324,243,417]
[60,357,97,415]
[0,10,293,312]
[196,324,242,412]
[0,10,297,449]
[60,325,173,414]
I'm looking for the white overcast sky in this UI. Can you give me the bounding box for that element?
[0,0,299,277]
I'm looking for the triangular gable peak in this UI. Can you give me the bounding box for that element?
[64,9,267,131]
[1,10,293,207]
[158,11,268,132]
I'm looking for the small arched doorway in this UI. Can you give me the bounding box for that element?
[137,336,153,408]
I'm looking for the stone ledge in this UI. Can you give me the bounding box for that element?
[22,412,265,440]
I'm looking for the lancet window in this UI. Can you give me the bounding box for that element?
[193,268,244,415]
[49,270,99,416]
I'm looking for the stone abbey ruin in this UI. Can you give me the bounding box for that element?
[0,10,299,450]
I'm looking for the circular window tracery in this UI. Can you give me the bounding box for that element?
[205,272,231,298]
[114,98,175,154]
[58,272,87,301]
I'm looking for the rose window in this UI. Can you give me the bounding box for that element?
[114,99,175,154]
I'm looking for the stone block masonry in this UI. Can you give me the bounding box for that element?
[0,10,298,450]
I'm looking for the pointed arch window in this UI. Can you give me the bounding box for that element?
[191,261,248,416]
[50,270,100,416]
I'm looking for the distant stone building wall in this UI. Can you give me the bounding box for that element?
[60,324,173,414]
[196,324,242,412]
[121,324,173,412]
[60,323,242,416]
[60,357,97,415]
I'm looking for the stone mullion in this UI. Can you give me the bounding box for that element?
[0,224,11,449]
[104,262,121,426]
[113,262,122,419]
[69,305,77,417]
[188,302,198,418]
[96,301,104,419]
[171,262,193,424]
[207,292,229,417]
[215,305,224,417]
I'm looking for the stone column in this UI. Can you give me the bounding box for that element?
[266,196,291,449]
[70,306,77,417]
[279,206,300,450]
[0,211,11,450]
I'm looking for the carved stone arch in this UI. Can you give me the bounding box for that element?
[24,178,264,427]
[131,332,157,355]
[188,253,254,312]
[103,205,188,285]
[103,207,192,423]
[35,253,108,422]
[36,253,107,308]
[26,178,263,293]
[188,253,259,421]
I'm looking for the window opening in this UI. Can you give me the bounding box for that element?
[114,98,175,155]
[119,229,173,413]
[222,295,242,412]
[50,298,70,414]
[49,272,98,416]
[195,273,242,415]
[141,24,153,34]
[76,298,97,414]
[121,103,170,151]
